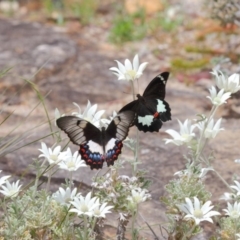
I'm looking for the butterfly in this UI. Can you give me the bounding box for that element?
[119,72,171,132]
[56,111,135,170]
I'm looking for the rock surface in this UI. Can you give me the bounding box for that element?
[0,17,240,239]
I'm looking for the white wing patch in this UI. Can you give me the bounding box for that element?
[157,74,166,84]
[87,140,104,155]
[156,99,166,112]
[105,138,116,152]
[138,115,154,126]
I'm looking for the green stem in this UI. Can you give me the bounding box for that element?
[133,130,139,174]
[131,80,140,175]
[1,199,11,231]
[234,218,238,240]
[33,167,40,197]
[193,105,218,166]
[83,215,88,239]
[214,169,231,190]
[69,171,73,189]
[92,216,97,232]
[182,223,196,240]
[131,212,136,240]
[131,205,138,240]
[46,166,52,192]
[130,81,136,101]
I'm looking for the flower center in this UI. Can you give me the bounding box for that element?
[182,134,192,142]
[94,208,101,216]
[230,210,240,219]
[81,204,89,213]
[67,160,75,169]
[65,197,71,203]
[50,154,58,162]
[213,97,222,105]
[133,194,142,203]
[125,70,136,80]
[193,209,203,218]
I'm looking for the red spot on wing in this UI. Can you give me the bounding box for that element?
[153,112,159,118]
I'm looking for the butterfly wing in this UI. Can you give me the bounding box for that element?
[104,110,135,166]
[56,116,101,145]
[137,72,171,132]
[136,98,171,132]
[56,116,105,169]
[143,72,169,99]
[118,72,171,132]
[118,99,139,124]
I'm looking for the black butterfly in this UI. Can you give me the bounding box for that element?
[56,111,135,170]
[119,72,171,132]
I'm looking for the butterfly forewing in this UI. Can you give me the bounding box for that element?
[107,111,136,140]
[143,72,169,99]
[56,116,101,145]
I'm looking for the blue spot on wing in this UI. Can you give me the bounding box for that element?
[79,142,104,170]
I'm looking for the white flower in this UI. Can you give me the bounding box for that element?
[127,188,151,205]
[197,118,224,139]
[179,197,220,225]
[199,167,214,178]
[92,199,113,218]
[165,119,196,146]
[69,192,99,217]
[174,167,214,178]
[109,54,148,81]
[206,86,231,106]
[212,69,240,93]
[38,142,62,165]
[236,233,240,240]
[52,187,80,207]
[99,111,118,127]
[54,108,64,126]
[91,173,113,189]
[220,192,236,201]
[71,101,105,128]
[58,148,86,171]
[0,180,22,198]
[0,170,10,186]
[230,181,240,195]
[223,202,240,218]
[119,212,128,221]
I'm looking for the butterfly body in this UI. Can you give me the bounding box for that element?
[119,72,171,132]
[57,111,135,169]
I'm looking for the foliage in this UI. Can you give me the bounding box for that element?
[42,0,98,25]
[171,58,209,70]
[109,9,147,44]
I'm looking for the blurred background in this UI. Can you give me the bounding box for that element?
[1,0,240,238]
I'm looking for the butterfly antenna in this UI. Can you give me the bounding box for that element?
[137,78,140,94]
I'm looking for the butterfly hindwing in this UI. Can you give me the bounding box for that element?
[119,72,171,132]
[79,141,104,170]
